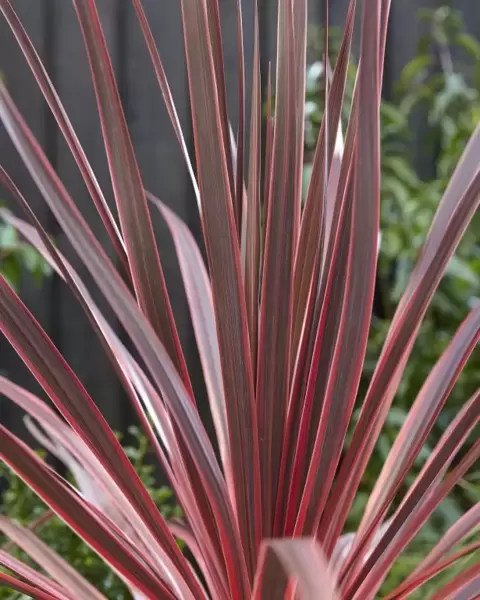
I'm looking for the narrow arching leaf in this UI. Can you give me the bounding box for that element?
[341,393,480,599]
[245,0,261,377]
[252,539,339,600]
[0,273,194,586]
[0,0,127,272]
[0,205,231,597]
[431,563,480,600]
[71,0,192,392]
[0,181,174,490]
[1,197,232,597]
[0,517,106,600]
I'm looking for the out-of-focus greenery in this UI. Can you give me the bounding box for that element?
[0,219,51,290]
[0,427,182,600]
[305,7,480,595]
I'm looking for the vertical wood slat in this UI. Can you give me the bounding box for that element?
[0,0,51,439]
[1,0,479,442]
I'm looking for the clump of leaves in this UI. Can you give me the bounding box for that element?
[0,428,180,600]
[0,1,479,599]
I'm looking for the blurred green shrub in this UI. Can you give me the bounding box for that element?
[0,219,51,290]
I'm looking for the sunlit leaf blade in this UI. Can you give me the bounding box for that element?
[180,0,260,584]
[71,0,192,392]
[252,539,339,600]
[0,429,181,600]
[385,542,480,600]
[256,0,304,537]
[0,79,246,599]
[0,0,128,272]
[0,551,71,600]
[234,0,245,236]
[0,517,106,600]
[244,1,261,377]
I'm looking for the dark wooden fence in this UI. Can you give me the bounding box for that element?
[1,0,479,440]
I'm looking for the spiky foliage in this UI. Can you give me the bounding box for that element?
[0,0,479,598]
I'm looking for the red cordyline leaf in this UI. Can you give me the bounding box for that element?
[244,0,261,375]
[0,202,230,597]
[1,0,480,598]
[0,428,181,600]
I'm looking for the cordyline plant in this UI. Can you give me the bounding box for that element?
[0,0,478,598]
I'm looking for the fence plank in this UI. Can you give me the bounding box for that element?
[0,0,52,439]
